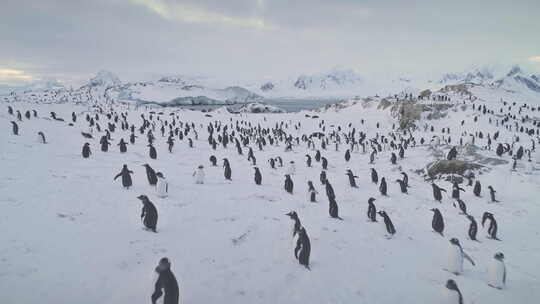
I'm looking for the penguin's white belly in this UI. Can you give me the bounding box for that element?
[442,288,460,304]
[156,180,168,197]
[487,261,505,288]
[446,246,463,274]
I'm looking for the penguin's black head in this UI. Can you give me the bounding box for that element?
[494,252,504,261]
[84,142,89,146]
[286,211,297,219]
[137,195,147,201]
[450,238,460,246]
[156,172,164,178]
[430,208,437,212]
[156,257,171,272]
[368,197,376,203]
[446,279,458,290]
[377,211,385,216]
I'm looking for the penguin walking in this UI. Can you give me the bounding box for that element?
[138,195,158,232]
[482,212,501,240]
[148,144,157,159]
[432,183,446,202]
[151,257,180,304]
[367,197,377,222]
[223,159,232,180]
[114,164,134,189]
[37,131,47,144]
[371,168,378,184]
[466,215,479,242]
[156,172,169,198]
[445,238,475,275]
[431,208,445,236]
[328,196,343,220]
[487,186,499,203]
[487,252,506,289]
[305,154,312,167]
[307,181,317,202]
[401,172,409,188]
[193,165,205,184]
[346,169,358,188]
[284,174,294,194]
[379,177,388,196]
[378,211,396,237]
[321,157,328,170]
[100,135,110,152]
[294,227,311,270]
[396,179,407,193]
[320,170,327,185]
[143,164,158,186]
[254,167,262,185]
[82,143,91,158]
[11,121,19,135]
[451,182,465,200]
[443,279,464,304]
[473,180,481,197]
[454,199,467,215]
[286,211,301,237]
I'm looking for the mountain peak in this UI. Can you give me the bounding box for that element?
[89,70,121,87]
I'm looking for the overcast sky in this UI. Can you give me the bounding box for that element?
[1,0,539,85]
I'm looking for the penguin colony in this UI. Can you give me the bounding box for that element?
[3,90,539,304]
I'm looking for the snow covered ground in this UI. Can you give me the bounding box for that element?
[1,92,539,304]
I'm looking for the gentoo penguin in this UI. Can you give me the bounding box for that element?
[114,164,134,189]
[193,165,205,184]
[432,183,446,202]
[451,182,465,200]
[143,164,158,186]
[482,212,500,240]
[401,172,409,187]
[100,135,110,152]
[284,174,294,194]
[443,279,463,304]
[466,215,479,242]
[431,208,445,236]
[367,197,377,222]
[344,149,351,162]
[328,196,343,220]
[307,181,317,202]
[156,172,169,198]
[320,170,327,185]
[321,157,328,170]
[346,169,358,188]
[209,155,217,166]
[487,252,506,289]
[223,158,232,180]
[294,227,311,270]
[138,195,158,232]
[378,211,396,237]
[11,121,19,135]
[286,211,301,237]
[305,154,312,167]
[129,133,137,144]
[445,238,475,275]
[37,131,47,144]
[390,152,397,164]
[379,177,388,196]
[151,257,180,304]
[396,179,407,193]
[487,186,499,202]
[148,144,157,159]
[447,146,458,160]
[254,167,262,185]
[118,138,127,153]
[82,143,91,158]
[371,168,378,184]
[473,180,481,197]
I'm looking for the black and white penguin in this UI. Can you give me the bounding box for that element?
[367,197,377,222]
[151,257,180,304]
[294,226,311,270]
[284,174,294,194]
[346,169,358,188]
[156,172,169,198]
[432,183,446,202]
[466,215,479,242]
[320,170,327,185]
[305,154,312,167]
[487,252,506,289]
[223,158,232,180]
[431,208,445,236]
[143,164,158,186]
[209,155,217,166]
[446,238,475,275]
[396,179,407,194]
[11,121,19,135]
[377,211,396,237]
[254,167,262,185]
[100,135,110,152]
[321,157,328,170]
[390,152,397,164]
[453,199,467,215]
[328,196,343,220]
[379,177,387,196]
[443,279,463,304]
[400,172,409,188]
[487,186,499,202]
[148,144,157,159]
[82,143,91,158]
[118,138,127,153]
[37,131,47,144]
[269,158,276,169]
[447,146,458,160]
[286,211,301,237]
[482,212,501,240]
[344,149,351,162]
[371,168,378,184]
[307,181,317,202]
[138,195,158,232]
[473,180,481,197]
[451,182,465,200]
[114,164,134,189]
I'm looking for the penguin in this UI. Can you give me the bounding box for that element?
[320,170,327,185]
[82,142,91,158]
[37,131,47,144]
[443,279,463,304]
[223,158,232,180]
[432,183,446,202]
[254,167,262,185]
[487,252,506,289]
[100,135,110,152]
[447,146,458,160]
[451,182,465,200]
[269,158,276,169]
[445,238,475,275]
[466,215,479,242]
[473,180,481,197]
[285,211,301,237]
[305,154,312,167]
[344,149,351,162]
[401,172,409,188]
[193,165,205,184]
[321,157,328,170]
[156,172,169,198]
[284,174,294,194]
[487,186,499,202]
[396,179,407,193]
[148,144,157,159]
[143,164,158,186]
[307,181,317,202]
[129,133,137,144]
[138,195,158,232]
[294,226,311,270]
[151,257,179,304]
[482,212,500,240]
[453,199,467,215]
[367,197,377,222]
[11,121,19,135]
[390,152,397,164]
[114,164,134,189]
[371,168,378,184]
[379,177,387,196]
[118,138,127,153]
[377,211,396,237]
[209,155,217,166]
[345,169,358,188]
[328,196,343,220]
[431,208,445,236]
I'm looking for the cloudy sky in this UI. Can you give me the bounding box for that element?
[1,0,539,85]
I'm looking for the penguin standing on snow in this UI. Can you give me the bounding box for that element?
[305,154,312,167]
[371,168,378,184]
[100,135,110,152]
[118,138,127,153]
[285,211,301,237]
[320,170,327,185]
[284,174,294,194]
[451,182,465,200]
[114,164,134,189]
[143,164,158,186]
[443,279,463,304]
[454,199,467,215]
[378,211,396,237]
[466,215,479,242]
[401,172,409,188]
[148,144,157,159]
[328,196,343,220]
[396,179,407,194]
[390,152,397,164]
[223,158,232,180]
[294,227,311,270]
[432,183,446,202]
[487,186,499,202]
[367,197,377,222]
[346,169,358,188]
[431,208,445,236]
[156,172,169,198]
[10,121,18,135]
[445,238,475,275]
[307,181,317,202]
[138,195,158,232]
[379,177,387,196]
[209,155,217,166]
[487,252,506,289]
[482,212,500,240]
[151,257,179,304]
[193,165,205,184]
[473,180,481,197]
[37,131,47,144]
[254,167,262,185]
[82,143,91,158]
